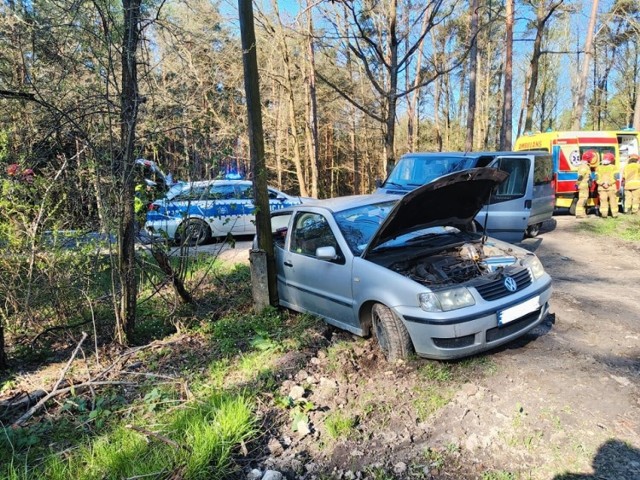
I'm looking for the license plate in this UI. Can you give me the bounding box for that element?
[498,296,540,326]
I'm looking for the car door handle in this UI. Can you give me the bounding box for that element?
[284,261,293,267]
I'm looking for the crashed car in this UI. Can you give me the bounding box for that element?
[145,180,304,245]
[268,168,552,360]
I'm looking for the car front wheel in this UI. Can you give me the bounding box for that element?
[179,219,211,246]
[371,303,413,361]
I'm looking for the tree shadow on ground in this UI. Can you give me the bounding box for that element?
[553,439,640,480]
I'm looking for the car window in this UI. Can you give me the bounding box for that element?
[533,155,553,185]
[173,185,207,201]
[208,184,238,200]
[385,155,477,188]
[290,212,341,260]
[271,213,292,249]
[238,185,253,199]
[268,189,281,199]
[489,157,529,203]
[334,201,396,255]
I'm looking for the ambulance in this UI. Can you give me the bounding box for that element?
[514,129,640,213]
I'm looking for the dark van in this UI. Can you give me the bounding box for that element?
[376,151,555,243]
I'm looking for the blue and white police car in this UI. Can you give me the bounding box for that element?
[144,179,305,245]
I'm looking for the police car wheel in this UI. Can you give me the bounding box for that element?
[180,219,211,246]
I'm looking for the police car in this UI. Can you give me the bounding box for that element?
[144,179,305,245]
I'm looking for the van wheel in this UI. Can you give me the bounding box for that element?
[371,303,413,361]
[179,219,211,246]
[526,223,541,238]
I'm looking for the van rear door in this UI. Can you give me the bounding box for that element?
[474,155,532,242]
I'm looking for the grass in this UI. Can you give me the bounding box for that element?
[324,410,358,439]
[576,212,640,240]
[0,262,325,480]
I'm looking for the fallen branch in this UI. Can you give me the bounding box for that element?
[52,332,88,393]
[12,381,136,428]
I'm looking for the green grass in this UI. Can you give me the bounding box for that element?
[576,213,640,240]
[324,410,358,439]
[1,259,328,480]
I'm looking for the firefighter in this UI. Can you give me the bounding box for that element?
[623,154,640,214]
[576,150,597,218]
[594,151,619,218]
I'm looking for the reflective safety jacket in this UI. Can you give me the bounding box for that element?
[624,162,640,190]
[595,164,618,190]
[576,163,591,189]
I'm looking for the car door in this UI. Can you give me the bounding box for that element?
[277,211,358,333]
[474,155,532,242]
[204,183,245,234]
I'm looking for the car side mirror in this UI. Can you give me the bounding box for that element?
[315,246,338,261]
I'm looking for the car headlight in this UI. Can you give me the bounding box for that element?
[523,255,545,280]
[419,287,475,312]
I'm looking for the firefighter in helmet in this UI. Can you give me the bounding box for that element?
[594,151,619,218]
[623,154,640,214]
[576,150,597,218]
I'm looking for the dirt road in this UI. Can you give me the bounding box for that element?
[255,215,640,479]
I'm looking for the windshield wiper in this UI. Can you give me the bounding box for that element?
[382,181,407,189]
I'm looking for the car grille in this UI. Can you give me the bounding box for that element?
[474,268,532,301]
[433,334,475,349]
[485,309,541,342]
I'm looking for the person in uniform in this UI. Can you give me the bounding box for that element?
[576,150,597,218]
[622,153,640,214]
[594,152,619,218]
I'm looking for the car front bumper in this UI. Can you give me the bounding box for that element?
[396,281,553,360]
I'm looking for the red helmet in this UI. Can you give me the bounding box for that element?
[602,152,615,165]
[582,150,599,167]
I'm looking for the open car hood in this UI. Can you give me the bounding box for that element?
[363,167,508,256]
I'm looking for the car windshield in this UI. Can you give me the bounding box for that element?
[165,182,187,201]
[384,155,477,189]
[334,201,397,255]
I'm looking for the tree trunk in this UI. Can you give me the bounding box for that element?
[383,0,399,175]
[239,0,277,307]
[524,2,564,133]
[306,4,320,198]
[572,0,599,130]
[407,9,430,152]
[0,323,6,370]
[271,0,308,197]
[634,80,640,130]
[500,0,514,150]
[116,0,143,345]
[465,0,479,152]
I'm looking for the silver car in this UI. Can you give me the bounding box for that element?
[145,180,304,245]
[269,168,552,360]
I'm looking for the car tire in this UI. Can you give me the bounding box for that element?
[371,303,413,361]
[525,223,541,238]
[179,219,211,246]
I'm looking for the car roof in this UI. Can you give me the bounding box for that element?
[177,179,253,188]
[291,193,401,214]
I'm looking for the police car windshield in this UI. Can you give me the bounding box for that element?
[165,182,187,200]
[384,155,477,189]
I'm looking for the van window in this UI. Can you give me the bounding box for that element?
[489,157,529,203]
[385,155,477,188]
[533,155,553,185]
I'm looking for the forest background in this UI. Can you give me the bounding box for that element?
[1,0,640,397]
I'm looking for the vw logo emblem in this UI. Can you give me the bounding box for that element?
[504,276,518,292]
